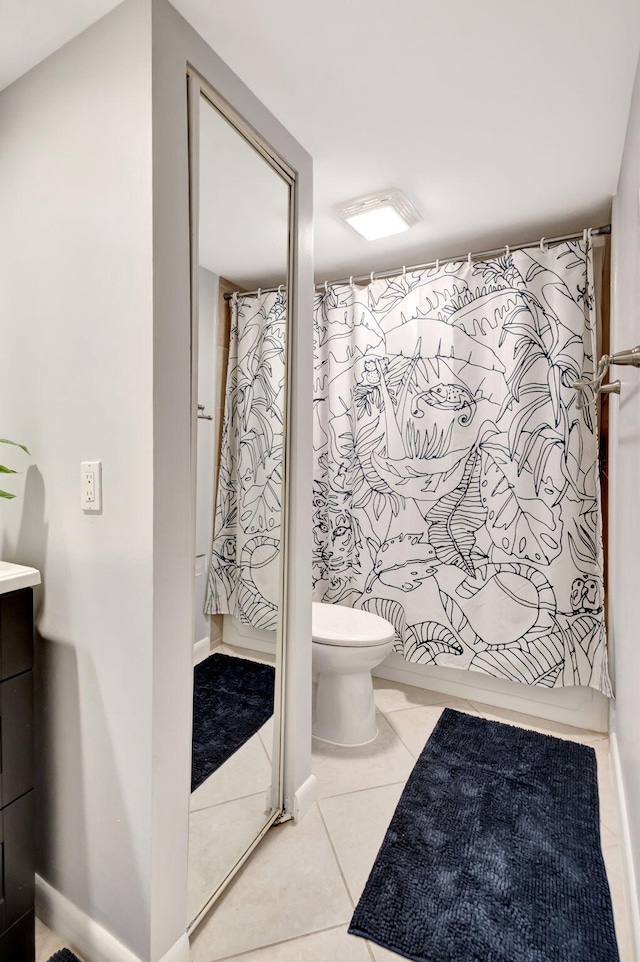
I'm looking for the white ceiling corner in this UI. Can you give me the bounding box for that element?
[2,0,640,282]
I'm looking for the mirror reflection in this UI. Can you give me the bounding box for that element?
[188,89,290,926]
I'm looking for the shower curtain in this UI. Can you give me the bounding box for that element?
[312,240,611,694]
[205,289,286,631]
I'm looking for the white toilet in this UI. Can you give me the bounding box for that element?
[312,602,396,747]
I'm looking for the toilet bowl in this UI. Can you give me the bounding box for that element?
[312,602,395,747]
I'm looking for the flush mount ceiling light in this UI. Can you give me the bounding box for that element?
[337,189,421,241]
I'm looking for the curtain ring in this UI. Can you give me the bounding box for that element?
[467,252,472,267]
[278,284,283,294]
[505,245,510,257]
[588,227,593,241]
[349,276,354,288]
[232,291,238,305]
[257,288,261,298]
[370,271,375,283]
[540,237,547,252]
[402,265,407,279]
[583,229,588,244]
[435,258,440,271]
[325,281,328,294]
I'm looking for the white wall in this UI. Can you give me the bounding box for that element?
[0,0,156,958]
[610,48,640,941]
[151,0,314,844]
[0,2,312,958]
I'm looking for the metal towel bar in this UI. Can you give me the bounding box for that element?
[574,346,640,409]
[197,403,213,421]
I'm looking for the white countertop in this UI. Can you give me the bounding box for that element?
[0,561,41,594]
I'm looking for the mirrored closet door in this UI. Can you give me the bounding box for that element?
[187,73,293,931]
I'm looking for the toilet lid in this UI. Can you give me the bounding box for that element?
[312,602,396,647]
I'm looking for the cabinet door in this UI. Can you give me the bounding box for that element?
[0,672,33,808]
[0,590,33,682]
[0,791,34,934]
[0,909,34,962]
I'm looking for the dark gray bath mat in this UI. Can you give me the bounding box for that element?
[349,708,619,962]
[47,951,82,962]
[191,652,275,792]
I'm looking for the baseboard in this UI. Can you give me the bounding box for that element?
[293,773,318,822]
[222,614,277,658]
[35,875,190,962]
[193,636,210,664]
[609,734,640,959]
[374,653,609,732]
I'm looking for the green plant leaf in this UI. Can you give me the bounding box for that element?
[0,439,30,454]
[0,440,30,500]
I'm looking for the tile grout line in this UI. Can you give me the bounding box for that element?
[315,725,406,962]
[191,789,267,814]
[311,711,422,800]
[312,723,416,784]
[364,936,378,962]
[382,707,438,761]
[373,696,452,715]
[316,801,358,911]
[314,777,410,803]
[211,922,350,962]
[256,727,272,765]
[193,806,360,962]
[315,797,397,962]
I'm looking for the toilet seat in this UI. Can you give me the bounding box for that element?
[312,602,395,647]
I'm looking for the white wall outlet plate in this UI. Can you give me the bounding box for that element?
[81,461,102,512]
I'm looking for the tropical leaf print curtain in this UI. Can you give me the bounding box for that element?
[206,290,286,631]
[312,240,611,694]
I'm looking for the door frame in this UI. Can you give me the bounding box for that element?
[186,67,296,932]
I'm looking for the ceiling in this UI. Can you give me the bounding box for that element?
[2,0,639,283]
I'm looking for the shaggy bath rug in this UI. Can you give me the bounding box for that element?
[191,652,275,791]
[349,708,619,962]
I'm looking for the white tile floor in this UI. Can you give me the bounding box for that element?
[187,644,278,923]
[190,680,634,962]
[188,721,275,922]
[37,678,634,962]
[36,917,86,961]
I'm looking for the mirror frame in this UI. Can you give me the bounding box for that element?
[186,67,296,932]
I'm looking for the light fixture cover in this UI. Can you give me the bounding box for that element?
[337,189,421,240]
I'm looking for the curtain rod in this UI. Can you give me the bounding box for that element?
[224,223,611,300]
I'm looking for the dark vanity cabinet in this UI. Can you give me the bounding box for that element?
[0,581,37,962]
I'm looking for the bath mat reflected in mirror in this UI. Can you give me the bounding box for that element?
[191,652,275,792]
[47,951,82,962]
[349,709,619,962]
